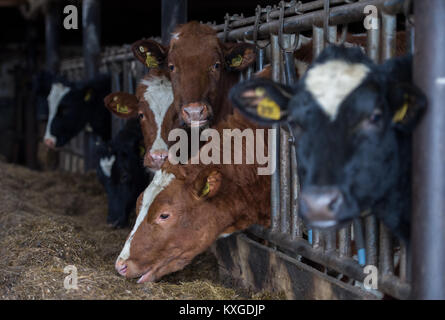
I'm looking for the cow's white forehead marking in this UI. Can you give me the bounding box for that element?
[141,76,174,153]
[44,83,71,143]
[305,60,370,120]
[99,155,115,178]
[117,170,175,261]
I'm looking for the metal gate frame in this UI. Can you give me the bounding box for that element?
[210,0,442,300]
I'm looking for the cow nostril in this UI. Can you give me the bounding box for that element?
[115,259,128,276]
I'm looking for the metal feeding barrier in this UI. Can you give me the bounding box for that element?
[57,46,146,173]
[213,0,414,299]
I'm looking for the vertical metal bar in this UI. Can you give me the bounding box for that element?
[280,126,290,234]
[45,0,60,73]
[377,11,397,275]
[353,218,366,266]
[82,0,101,80]
[338,225,351,258]
[366,21,380,63]
[256,48,265,71]
[290,146,302,239]
[399,243,407,283]
[270,34,281,233]
[412,0,445,299]
[311,25,324,249]
[161,0,187,46]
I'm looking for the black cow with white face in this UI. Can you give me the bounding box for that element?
[44,74,111,148]
[230,46,426,242]
[96,118,151,228]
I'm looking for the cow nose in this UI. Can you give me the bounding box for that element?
[115,258,127,276]
[145,150,168,170]
[44,138,56,149]
[181,103,209,126]
[299,187,344,227]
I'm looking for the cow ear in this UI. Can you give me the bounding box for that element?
[132,39,167,69]
[389,82,427,133]
[224,43,256,71]
[193,170,223,200]
[104,92,139,119]
[229,78,293,125]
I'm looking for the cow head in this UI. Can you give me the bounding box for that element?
[114,164,264,282]
[44,75,111,148]
[104,72,176,172]
[131,21,256,128]
[96,119,149,228]
[230,46,426,241]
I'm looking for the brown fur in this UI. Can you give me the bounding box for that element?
[121,111,271,281]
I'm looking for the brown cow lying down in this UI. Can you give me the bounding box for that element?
[114,111,271,283]
[104,69,178,171]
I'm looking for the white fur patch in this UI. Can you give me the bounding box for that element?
[99,155,116,178]
[218,233,233,239]
[117,170,175,261]
[44,83,71,144]
[171,32,181,41]
[305,60,370,120]
[141,76,174,153]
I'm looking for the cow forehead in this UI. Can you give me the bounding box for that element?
[117,170,175,261]
[140,76,174,153]
[305,60,370,121]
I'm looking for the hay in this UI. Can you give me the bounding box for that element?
[0,160,282,300]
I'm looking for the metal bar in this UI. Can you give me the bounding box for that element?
[270,34,281,233]
[381,12,397,62]
[290,145,302,239]
[280,127,291,234]
[162,0,187,46]
[338,225,351,258]
[212,0,346,32]
[247,225,410,299]
[217,0,395,42]
[365,215,378,267]
[82,0,101,80]
[379,223,394,274]
[412,0,445,300]
[45,0,60,73]
[256,47,266,71]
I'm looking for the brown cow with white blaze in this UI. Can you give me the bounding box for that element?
[114,111,271,282]
[131,21,256,128]
[104,69,178,171]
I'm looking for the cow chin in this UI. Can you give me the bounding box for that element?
[135,256,193,283]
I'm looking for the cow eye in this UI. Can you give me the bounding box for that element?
[214,62,220,69]
[159,213,170,220]
[369,109,382,124]
[168,64,175,72]
[138,112,144,120]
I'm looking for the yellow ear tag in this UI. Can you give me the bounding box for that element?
[116,104,129,114]
[230,54,243,68]
[393,102,409,123]
[200,181,210,197]
[145,52,159,68]
[257,97,281,120]
[139,146,145,158]
[84,90,92,102]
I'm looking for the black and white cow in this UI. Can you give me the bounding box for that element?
[229,45,426,242]
[96,118,151,228]
[44,74,111,148]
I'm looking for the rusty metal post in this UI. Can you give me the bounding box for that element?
[412,0,445,300]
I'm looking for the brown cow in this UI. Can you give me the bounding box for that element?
[131,21,256,128]
[104,69,178,171]
[114,111,271,282]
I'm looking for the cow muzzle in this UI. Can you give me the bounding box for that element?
[145,150,168,170]
[299,186,345,228]
[181,102,210,128]
[44,138,57,149]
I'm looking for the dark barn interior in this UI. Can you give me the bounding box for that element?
[0,0,444,301]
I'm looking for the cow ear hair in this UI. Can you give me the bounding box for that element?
[193,170,223,200]
[131,39,167,69]
[104,92,139,119]
[224,42,256,71]
[389,82,427,133]
[229,78,293,125]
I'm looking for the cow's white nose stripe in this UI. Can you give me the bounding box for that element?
[117,170,175,262]
[44,83,71,143]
